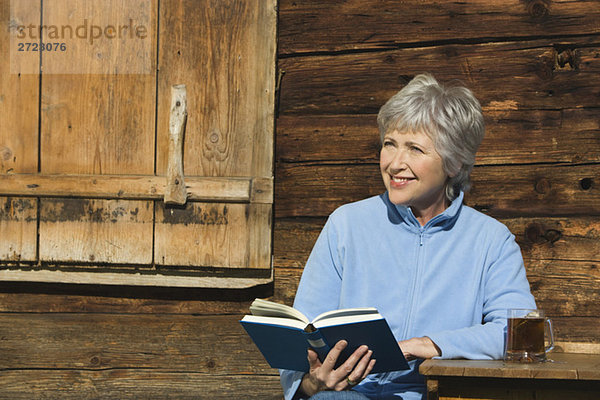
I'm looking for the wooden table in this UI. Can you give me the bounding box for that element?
[419,352,600,400]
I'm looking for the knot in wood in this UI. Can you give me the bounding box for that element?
[525,223,545,244]
[90,356,100,366]
[534,178,551,194]
[0,146,12,161]
[579,177,594,191]
[557,49,578,70]
[526,0,550,18]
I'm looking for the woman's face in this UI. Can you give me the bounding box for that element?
[380,129,450,223]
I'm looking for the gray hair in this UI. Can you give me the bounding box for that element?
[377,73,485,201]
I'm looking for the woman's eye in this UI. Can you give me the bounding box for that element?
[411,146,423,153]
[383,141,394,147]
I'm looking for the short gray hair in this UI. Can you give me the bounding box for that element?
[377,73,485,201]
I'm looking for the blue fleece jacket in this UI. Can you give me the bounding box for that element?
[280,191,536,399]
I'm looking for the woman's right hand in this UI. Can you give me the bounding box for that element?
[299,340,376,396]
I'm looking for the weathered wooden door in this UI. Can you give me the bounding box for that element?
[0,0,276,288]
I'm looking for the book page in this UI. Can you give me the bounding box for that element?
[241,315,307,330]
[313,308,379,324]
[249,298,310,324]
[313,312,382,329]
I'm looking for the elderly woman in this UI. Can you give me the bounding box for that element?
[280,73,536,400]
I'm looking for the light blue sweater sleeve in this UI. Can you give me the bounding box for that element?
[426,228,536,359]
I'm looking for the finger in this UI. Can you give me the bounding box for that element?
[344,349,373,389]
[307,348,322,371]
[321,340,348,371]
[360,358,376,380]
[334,345,369,383]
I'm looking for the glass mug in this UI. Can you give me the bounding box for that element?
[504,308,554,362]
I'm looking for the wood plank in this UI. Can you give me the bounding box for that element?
[273,216,600,268]
[275,162,382,217]
[0,285,257,314]
[41,73,156,174]
[275,163,600,218]
[154,0,275,272]
[554,342,600,355]
[419,353,600,380]
[156,0,276,177]
[39,198,153,264]
[274,217,324,268]
[34,1,158,272]
[279,0,600,54]
[0,197,37,261]
[0,313,274,374]
[467,164,600,217]
[154,202,271,270]
[0,269,273,289]
[528,268,600,317]
[276,109,600,165]
[38,0,154,75]
[40,0,157,174]
[278,38,600,115]
[0,174,273,203]
[0,370,283,400]
[1,0,40,264]
[2,0,39,174]
[505,217,600,264]
[0,266,293,314]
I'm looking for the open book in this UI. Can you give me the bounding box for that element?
[240,299,409,373]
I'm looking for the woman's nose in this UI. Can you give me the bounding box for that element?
[390,149,407,170]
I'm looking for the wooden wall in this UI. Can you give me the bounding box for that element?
[1,1,599,398]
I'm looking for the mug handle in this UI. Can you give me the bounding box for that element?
[545,318,555,353]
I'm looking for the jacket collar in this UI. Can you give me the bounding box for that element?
[384,191,464,231]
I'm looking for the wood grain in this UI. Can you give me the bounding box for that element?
[1,0,39,174]
[39,198,153,264]
[273,216,600,269]
[420,354,600,400]
[156,0,276,178]
[1,0,40,263]
[0,313,272,373]
[420,353,600,380]
[40,1,156,175]
[154,0,275,273]
[278,38,600,115]
[0,371,282,400]
[279,0,600,54]
[505,217,600,263]
[0,174,273,203]
[275,163,600,218]
[276,109,600,165]
[0,197,37,261]
[164,84,188,205]
[154,202,271,270]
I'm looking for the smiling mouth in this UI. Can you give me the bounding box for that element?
[391,176,414,182]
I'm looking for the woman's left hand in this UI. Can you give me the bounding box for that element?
[398,336,441,360]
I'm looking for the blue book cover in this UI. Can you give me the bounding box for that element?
[240,299,409,373]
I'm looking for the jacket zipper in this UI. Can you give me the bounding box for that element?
[402,228,425,339]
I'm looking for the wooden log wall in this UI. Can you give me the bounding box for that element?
[1,1,599,398]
